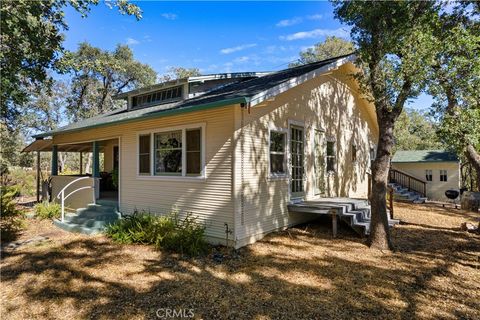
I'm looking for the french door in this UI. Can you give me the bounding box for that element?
[290,125,305,199]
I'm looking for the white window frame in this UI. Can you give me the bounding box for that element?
[326,137,337,174]
[268,128,288,179]
[425,169,433,182]
[136,123,206,181]
[440,169,448,182]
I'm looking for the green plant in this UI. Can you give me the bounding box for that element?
[106,211,207,256]
[7,167,37,197]
[1,185,24,241]
[34,201,61,219]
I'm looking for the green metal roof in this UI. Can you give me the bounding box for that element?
[392,150,459,163]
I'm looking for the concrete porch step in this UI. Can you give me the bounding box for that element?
[54,201,121,235]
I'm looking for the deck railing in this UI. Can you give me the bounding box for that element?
[56,176,95,222]
[389,168,427,197]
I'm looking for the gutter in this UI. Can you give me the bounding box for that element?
[34,96,250,138]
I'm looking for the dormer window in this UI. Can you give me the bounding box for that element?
[131,85,183,109]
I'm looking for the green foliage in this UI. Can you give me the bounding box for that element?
[62,42,157,120]
[106,211,208,256]
[34,201,61,220]
[159,67,202,82]
[394,108,443,153]
[289,36,355,67]
[1,185,24,241]
[5,168,37,197]
[426,2,480,172]
[1,186,21,218]
[0,0,142,130]
[437,107,480,155]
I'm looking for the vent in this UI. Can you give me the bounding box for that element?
[131,85,183,109]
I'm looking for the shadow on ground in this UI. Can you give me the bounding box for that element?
[1,211,480,320]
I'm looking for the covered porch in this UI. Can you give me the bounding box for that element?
[23,138,119,212]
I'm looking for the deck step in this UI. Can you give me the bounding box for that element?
[289,198,399,237]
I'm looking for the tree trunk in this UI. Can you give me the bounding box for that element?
[58,152,68,173]
[465,144,480,191]
[368,114,395,250]
[84,153,92,174]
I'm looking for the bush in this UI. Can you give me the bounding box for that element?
[7,167,36,197]
[1,185,24,241]
[34,201,61,219]
[106,211,207,256]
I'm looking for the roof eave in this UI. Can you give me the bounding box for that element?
[33,96,249,139]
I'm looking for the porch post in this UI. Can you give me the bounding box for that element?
[51,145,58,176]
[79,152,83,175]
[92,141,100,178]
[36,151,41,203]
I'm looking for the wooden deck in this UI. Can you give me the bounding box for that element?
[288,197,372,237]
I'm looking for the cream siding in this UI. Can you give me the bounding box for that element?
[53,106,236,244]
[233,64,379,247]
[392,162,460,201]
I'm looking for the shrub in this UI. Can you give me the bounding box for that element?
[34,201,61,219]
[1,185,24,241]
[106,211,207,256]
[7,167,36,197]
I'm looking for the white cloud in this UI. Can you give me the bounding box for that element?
[280,28,350,41]
[126,37,140,45]
[220,43,257,54]
[276,17,302,27]
[307,14,323,20]
[161,13,178,20]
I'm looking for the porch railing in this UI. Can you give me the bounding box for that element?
[389,168,427,197]
[56,176,95,222]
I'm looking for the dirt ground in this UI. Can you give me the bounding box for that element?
[1,202,479,320]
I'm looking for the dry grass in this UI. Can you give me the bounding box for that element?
[1,202,479,320]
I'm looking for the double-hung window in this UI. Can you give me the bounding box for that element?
[138,134,151,175]
[440,170,448,182]
[138,125,204,178]
[269,131,287,176]
[425,170,433,182]
[154,130,183,175]
[326,141,336,173]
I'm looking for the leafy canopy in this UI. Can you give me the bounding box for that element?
[289,36,355,67]
[393,109,442,153]
[0,0,141,129]
[63,42,157,120]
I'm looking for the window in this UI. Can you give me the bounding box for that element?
[138,125,204,178]
[131,85,183,109]
[425,170,433,181]
[326,141,336,173]
[269,131,286,175]
[440,170,448,182]
[155,130,182,175]
[138,134,151,175]
[186,129,201,175]
[352,144,357,163]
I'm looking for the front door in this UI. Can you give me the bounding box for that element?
[290,125,305,199]
[314,129,326,196]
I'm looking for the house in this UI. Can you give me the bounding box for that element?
[26,54,381,248]
[391,150,460,201]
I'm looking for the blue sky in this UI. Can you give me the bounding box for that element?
[63,1,432,110]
